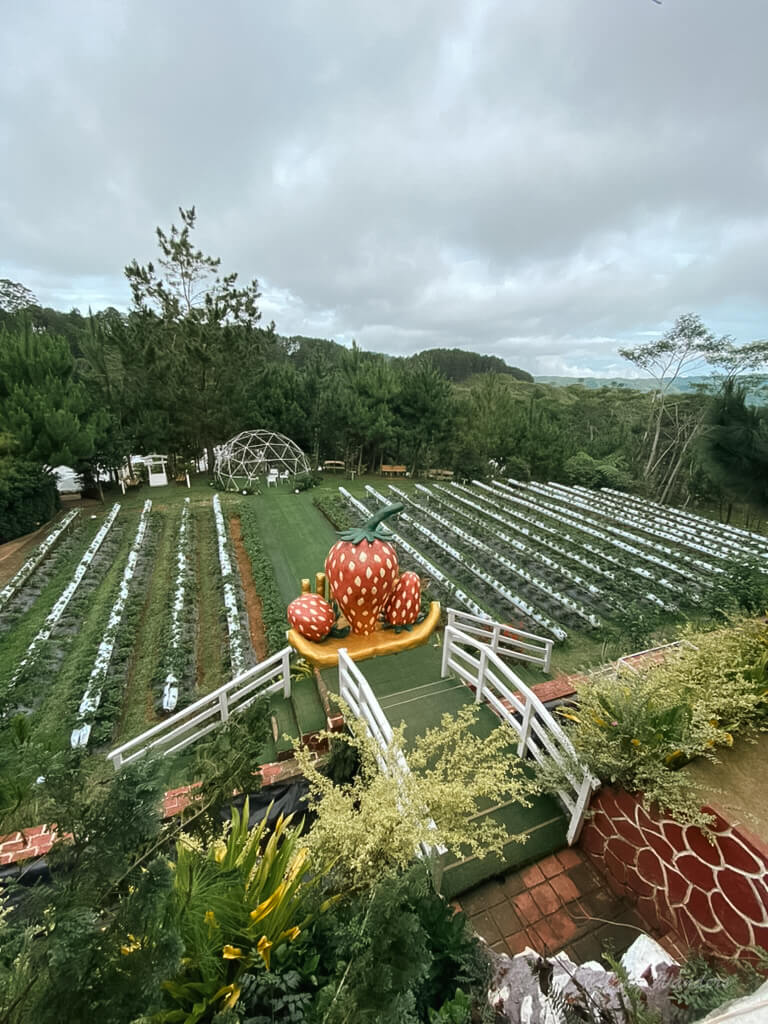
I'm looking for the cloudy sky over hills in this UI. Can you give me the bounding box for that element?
[2,0,767,376]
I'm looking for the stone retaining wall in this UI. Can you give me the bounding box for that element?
[580,787,768,958]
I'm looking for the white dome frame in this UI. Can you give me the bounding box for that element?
[215,430,310,490]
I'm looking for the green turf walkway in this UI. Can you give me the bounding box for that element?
[243,489,337,605]
[320,643,568,897]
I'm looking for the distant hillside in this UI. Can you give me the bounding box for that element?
[415,348,533,382]
[536,374,768,403]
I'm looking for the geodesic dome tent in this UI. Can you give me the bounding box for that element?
[214,430,310,490]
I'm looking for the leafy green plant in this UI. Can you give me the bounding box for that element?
[669,951,768,1022]
[158,800,324,1022]
[237,505,287,655]
[428,988,471,1023]
[543,619,768,824]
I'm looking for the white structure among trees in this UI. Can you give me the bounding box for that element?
[214,430,310,490]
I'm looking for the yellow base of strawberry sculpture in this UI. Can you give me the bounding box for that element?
[287,601,441,667]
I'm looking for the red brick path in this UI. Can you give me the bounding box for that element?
[453,847,686,963]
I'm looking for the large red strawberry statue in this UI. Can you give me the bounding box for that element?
[385,571,422,628]
[325,503,402,636]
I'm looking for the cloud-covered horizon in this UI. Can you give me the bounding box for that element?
[2,0,767,377]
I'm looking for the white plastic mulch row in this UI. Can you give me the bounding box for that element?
[364,484,568,640]
[517,480,713,586]
[71,500,153,748]
[527,481,724,576]
[213,494,245,675]
[486,481,682,603]
[10,504,122,690]
[0,509,81,614]
[161,497,191,712]
[390,483,599,628]
[338,487,489,620]
[416,483,604,601]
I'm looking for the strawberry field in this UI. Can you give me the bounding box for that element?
[2,474,767,765]
[329,478,768,669]
[0,486,257,760]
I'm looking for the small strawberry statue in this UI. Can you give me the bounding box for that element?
[325,503,403,636]
[385,571,422,629]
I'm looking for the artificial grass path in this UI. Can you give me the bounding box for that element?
[320,643,568,896]
[237,489,337,605]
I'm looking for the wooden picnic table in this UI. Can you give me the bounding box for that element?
[380,464,407,477]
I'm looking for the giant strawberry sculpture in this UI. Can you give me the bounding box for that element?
[325,503,402,636]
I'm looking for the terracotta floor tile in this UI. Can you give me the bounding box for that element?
[460,879,507,916]
[520,863,545,887]
[490,900,522,937]
[469,909,502,944]
[547,908,580,947]
[530,882,561,917]
[551,873,580,904]
[529,917,561,955]
[537,853,563,879]
[501,871,526,898]
[505,930,534,956]
[511,890,542,926]
[558,847,585,870]
[566,862,603,896]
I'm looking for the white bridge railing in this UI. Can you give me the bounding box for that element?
[107,647,293,769]
[446,608,553,673]
[338,648,445,860]
[441,623,597,844]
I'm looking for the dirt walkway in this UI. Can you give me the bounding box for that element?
[229,516,268,662]
[0,520,59,587]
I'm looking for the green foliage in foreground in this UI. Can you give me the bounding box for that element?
[544,619,768,825]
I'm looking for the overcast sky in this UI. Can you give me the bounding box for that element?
[2,0,767,377]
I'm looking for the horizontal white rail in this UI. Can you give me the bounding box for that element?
[107,646,292,769]
[441,625,597,844]
[447,608,553,673]
[338,648,445,859]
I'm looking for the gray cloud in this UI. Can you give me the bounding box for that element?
[2,0,767,375]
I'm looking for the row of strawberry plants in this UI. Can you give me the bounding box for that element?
[388,483,599,628]
[9,503,122,692]
[513,480,707,588]
[524,481,723,578]
[0,509,80,614]
[70,501,153,747]
[413,483,606,606]
[212,494,246,675]
[160,498,193,711]
[602,486,768,551]
[238,502,287,655]
[569,483,768,566]
[337,487,489,619]
[364,484,568,639]
[468,481,670,609]
[482,481,682,607]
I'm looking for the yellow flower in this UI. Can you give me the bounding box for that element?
[630,739,641,747]
[664,749,682,764]
[257,935,273,970]
[120,935,141,955]
[213,842,227,864]
[222,945,242,960]
[214,983,241,1010]
[204,910,219,931]
[279,926,301,943]
[724,732,734,746]
[250,883,287,923]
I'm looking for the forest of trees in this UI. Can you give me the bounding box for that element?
[1,209,767,540]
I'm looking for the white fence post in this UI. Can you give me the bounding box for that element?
[491,621,501,654]
[442,622,454,679]
[543,638,553,673]
[218,690,229,722]
[476,647,487,703]
[282,647,292,697]
[517,701,532,757]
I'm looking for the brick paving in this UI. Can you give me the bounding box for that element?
[453,846,667,964]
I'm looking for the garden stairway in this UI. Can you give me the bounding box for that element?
[324,642,582,899]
